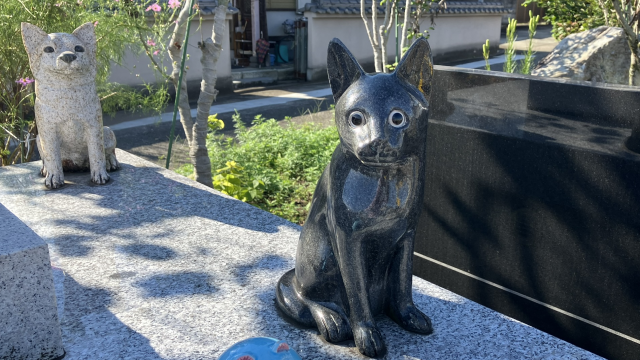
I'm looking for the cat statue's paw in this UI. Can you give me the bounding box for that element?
[311,306,352,343]
[91,168,110,185]
[353,322,387,358]
[389,304,433,335]
[44,171,64,189]
[106,153,119,172]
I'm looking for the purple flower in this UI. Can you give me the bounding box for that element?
[153,50,160,55]
[146,39,156,46]
[146,3,161,12]
[93,21,98,26]
[168,0,181,9]
[16,78,35,87]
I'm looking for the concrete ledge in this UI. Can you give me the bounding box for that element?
[0,150,602,359]
[0,204,64,360]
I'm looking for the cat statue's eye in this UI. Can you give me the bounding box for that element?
[74,45,85,52]
[349,111,365,128]
[388,110,406,128]
[43,46,55,53]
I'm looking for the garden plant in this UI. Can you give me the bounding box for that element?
[177,112,340,225]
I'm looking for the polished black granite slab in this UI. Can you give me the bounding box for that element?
[415,66,640,360]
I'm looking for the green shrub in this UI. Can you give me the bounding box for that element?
[523,0,615,40]
[177,112,340,225]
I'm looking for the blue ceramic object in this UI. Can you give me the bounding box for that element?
[275,37,434,358]
[218,337,302,360]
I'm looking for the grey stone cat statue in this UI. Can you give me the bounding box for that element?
[276,38,434,358]
[21,22,118,189]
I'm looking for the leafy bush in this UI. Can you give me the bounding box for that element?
[212,161,266,202]
[523,0,615,40]
[177,113,340,225]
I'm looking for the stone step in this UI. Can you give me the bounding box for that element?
[231,65,295,82]
[232,76,277,89]
[276,66,295,81]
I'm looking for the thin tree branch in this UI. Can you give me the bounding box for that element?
[361,0,382,72]
[400,0,410,55]
[138,30,170,80]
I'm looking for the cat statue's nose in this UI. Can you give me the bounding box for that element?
[59,52,77,64]
[368,139,387,153]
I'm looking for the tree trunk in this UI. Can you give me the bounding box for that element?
[361,0,382,72]
[192,0,230,186]
[611,0,640,85]
[400,0,410,56]
[168,0,223,187]
[379,0,396,72]
[168,0,195,146]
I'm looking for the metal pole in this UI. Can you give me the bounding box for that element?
[166,0,195,169]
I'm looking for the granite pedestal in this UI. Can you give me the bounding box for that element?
[0,150,603,359]
[0,203,64,360]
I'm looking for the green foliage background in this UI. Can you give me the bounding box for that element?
[523,0,616,40]
[177,114,340,225]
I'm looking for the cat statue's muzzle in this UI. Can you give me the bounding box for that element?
[59,52,77,64]
[356,138,401,165]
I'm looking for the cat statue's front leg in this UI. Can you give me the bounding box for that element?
[386,230,434,334]
[35,119,65,189]
[85,105,110,184]
[334,230,387,357]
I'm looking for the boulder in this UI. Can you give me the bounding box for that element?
[532,26,640,86]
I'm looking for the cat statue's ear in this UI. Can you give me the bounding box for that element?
[395,37,433,101]
[327,38,365,102]
[20,23,49,59]
[72,22,98,55]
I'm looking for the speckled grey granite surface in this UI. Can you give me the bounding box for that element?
[0,150,603,360]
[0,203,64,360]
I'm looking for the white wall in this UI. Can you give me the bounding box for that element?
[266,11,298,36]
[109,14,233,91]
[305,13,502,81]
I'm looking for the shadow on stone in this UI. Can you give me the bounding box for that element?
[232,254,289,286]
[57,271,162,358]
[118,244,178,261]
[133,271,217,298]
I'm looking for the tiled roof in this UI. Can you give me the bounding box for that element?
[198,0,239,15]
[301,0,510,15]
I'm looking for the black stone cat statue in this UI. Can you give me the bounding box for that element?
[275,37,434,358]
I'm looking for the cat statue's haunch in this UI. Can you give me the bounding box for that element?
[275,38,434,358]
[21,22,118,189]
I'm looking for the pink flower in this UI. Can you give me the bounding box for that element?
[93,21,98,26]
[146,39,156,47]
[168,0,181,9]
[153,50,160,55]
[146,3,161,12]
[16,78,35,87]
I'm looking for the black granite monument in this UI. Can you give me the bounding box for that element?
[275,38,434,358]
